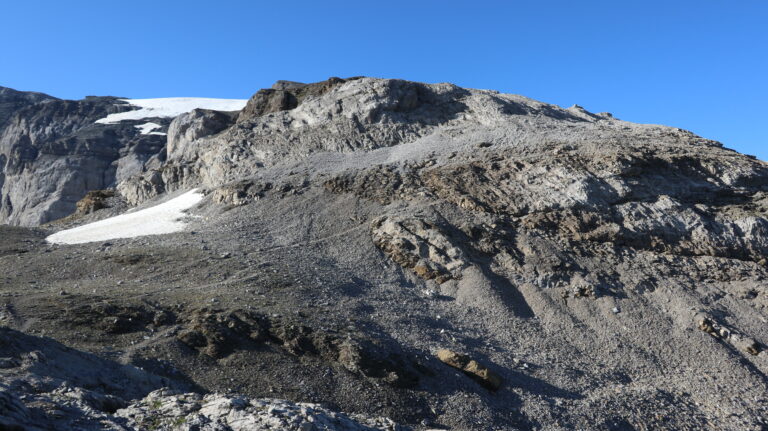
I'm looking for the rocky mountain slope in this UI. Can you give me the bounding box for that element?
[1,77,768,430]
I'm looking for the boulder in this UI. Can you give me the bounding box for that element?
[436,349,503,391]
[75,190,115,215]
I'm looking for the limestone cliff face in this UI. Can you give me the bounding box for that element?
[0,86,56,128]
[0,92,169,226]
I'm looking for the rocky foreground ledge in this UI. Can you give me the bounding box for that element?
[118,390,403,431]
[0,326,404,431]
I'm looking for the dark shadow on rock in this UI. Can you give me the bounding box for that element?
[436,217,536,318]
[475,263,536,318]
[337,276,373,298]
[0,327,192,401]
[505,371,584,399]
[129,357,204,393]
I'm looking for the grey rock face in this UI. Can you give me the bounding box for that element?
[238,87,299,119]
[0,96,170,226]
[167,109,237,158]
[117,109,238,206]
[119,77,477,200]
[0,86,56,129]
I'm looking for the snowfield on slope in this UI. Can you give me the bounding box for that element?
[95,97,248,124]
[47,190,204,244]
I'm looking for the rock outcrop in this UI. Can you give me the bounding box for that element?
[117,390,405,431]
[436,349,503,391]
[75,189,116,215]
[371,216,470,283]
[118,109,238,205]
[0,326,173,430]
[0,327,403,431]
[0,95,169,225]
[0,91,248,226]
[0,86,56,128]
[117,77,476,200]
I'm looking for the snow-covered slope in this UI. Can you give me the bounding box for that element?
[46,190,203,244]
[95,98,248,124]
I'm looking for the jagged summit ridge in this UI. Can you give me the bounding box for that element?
[0,77,729,225]
[117,76,719,204]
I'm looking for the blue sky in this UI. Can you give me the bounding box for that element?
[2,1,767,160]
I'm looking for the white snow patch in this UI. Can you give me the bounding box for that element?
[95,98,248,124]
[46,190,204,245]
[135,122,165,135]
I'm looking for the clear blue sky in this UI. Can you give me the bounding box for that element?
[2,1,767,160]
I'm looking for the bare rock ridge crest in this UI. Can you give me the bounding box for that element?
[3,77,630,225]
[1,77,768,430]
